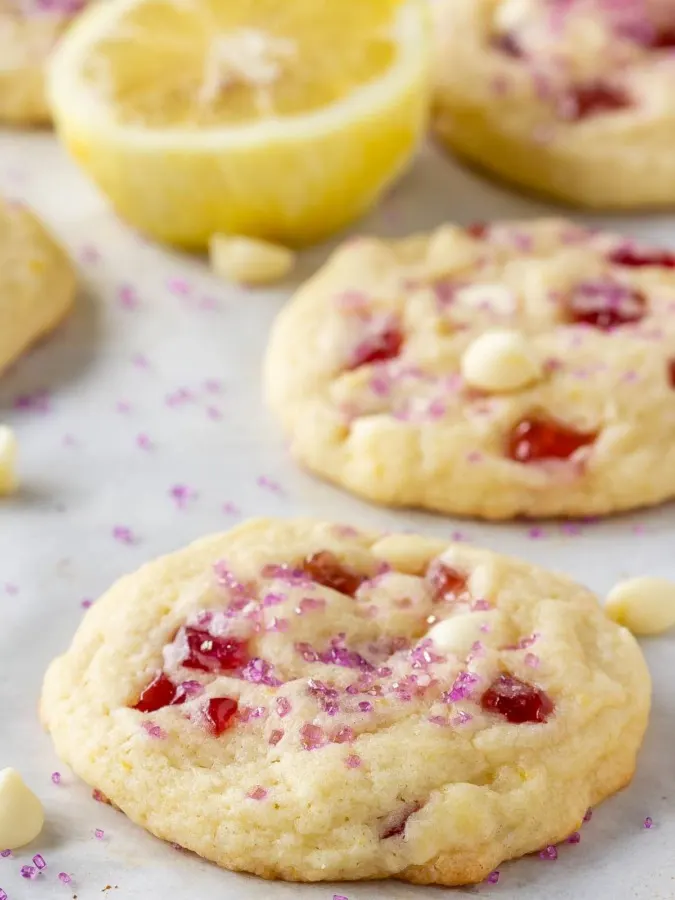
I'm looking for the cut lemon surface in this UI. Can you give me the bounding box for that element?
[48,0,431,248]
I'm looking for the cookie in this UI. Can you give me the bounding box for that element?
[0,1,84,125]
[41,518,650,885]
[431,0,675,209]
[265,219,675,519]
[0,195,75,375]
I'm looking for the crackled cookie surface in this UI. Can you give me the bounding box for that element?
[265,219,675,519]
[0,195,75,374]
[432,0,675,208]
[42,518,650,885]
[0,0,85,125]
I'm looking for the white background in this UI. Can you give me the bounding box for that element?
[0,133,673,899]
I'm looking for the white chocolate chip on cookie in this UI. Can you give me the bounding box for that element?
[209,235,295,286]
[461,329,543,393]
[0,426,18,495]
[605,577,675,636]
[0,768,44,849]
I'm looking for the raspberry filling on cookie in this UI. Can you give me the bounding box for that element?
[427,562,468,603]
[481,674,553,724]
[302,551,366,597]
[349,326,403,369]
[565,280,646,329]
[564,83,631,121]
[179,625,250,672]
[609,247,675,269]
[205,697,239,736]
[133,673,186,713]
[508,417,596,463]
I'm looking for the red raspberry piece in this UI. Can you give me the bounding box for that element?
[508,417,596,463]
[609,247,675,269]
[204,697,238,736]
[302,551,366,597]
[181,626,249,673]
[481,674,553,723]
[428,562,467,602]
[133,673,184,713]
[566,83,631,120]
[349,327,403,369]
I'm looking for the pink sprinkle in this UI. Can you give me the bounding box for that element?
[524,653,540,668]
[116,400,132,414]
[166,387,194,407]
[567,832,581,844]
[92,789,106,803]
[268,729,283,746]
[267,616,289,633]
[256,475,283,493]
[167,277,191,295]
[170,484,197,509]
[4,583,18,596]
[299,723,326,751]
[247,786,268,801]
[487,870,500,884]
[204,379,222,393]
[81,598,93,609]
[112,525,136,544]
[94,829,104,840]
[20,866,37,879]
[357,701,373,713]
[58,872,72,885]
[0,850,12,858]
[632,523,647,535]
[32,855,46,871]
[333,726,355,744]
[333,895,349,900]
[644,816,653,829]
[136,433,153,450]
[206,405,222,420]
[222,501,240,515]
[132,353,150,369]
[295,597,326,615]
[141,721,166,739]
[528,527,545,540]
[13,390,51,414]
[583,808,593,823]
[561,522,582,537]
[539,845,558,861]
[118,283,139,310]
[466,451,483,463]
[276,697,291,718]
[345,754,362,769]
[51,772,61,784]
[0,890,6,900]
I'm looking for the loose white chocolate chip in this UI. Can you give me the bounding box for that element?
[428,612,496,656]
[461,329,543,393]
[0,426,18,495]
[0,769,44,849]
[605,576,675,636]
[209,235,295,286]
[454,283,516,316]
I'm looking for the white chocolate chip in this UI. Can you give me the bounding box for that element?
[0,769,44,849]
[493,0,537,32]
[0,426,18,495]
[605,577,675,636]
[209,235,295,286]
[461,329,543,393]
[428,612,497,656]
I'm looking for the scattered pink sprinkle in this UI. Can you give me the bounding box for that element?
[333,726,355,744]
[524,653,540,668]
[92,789,106,803]
[295,597,326,615]
[644,816,653,829]
[246,786,268,801]
[141,721,166,739]
[204,379,222,393]
[94,829,104,840]
[561,522,582,537]
[567,832,581,844]
[112,525,136,544]
[0,889,6,900]
[20,865,37,879]
[345,754,362,769]
[116,400,132,414]
[13,389,51,414]
[169,484,197,509]
[118,283,140,310]
[0,850,12,858]
[528,527,545,540]
[539,845,558,861]
[132,353,150,369]
[167,277,191,295]
[256,475,283,493]
[32,855,45,871]
[357,701,373,713]
[58,872,72,885]
[62,433,78,447]
[632,523,647,535]
[583,808,593,823]
[206,405,222,420]
[333,895,349,900]
[4,583,18,596]
[299,723,326,751]
[166,387,194,407]
[136,433,153,450]
[81,598,93,609]
[222,501,240,515]
[268,729,283,746]
[51,772,61,784]
[487,870,500,884]
[276,697,291,718]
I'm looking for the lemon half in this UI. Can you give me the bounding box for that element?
[48,0,430,248]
